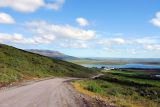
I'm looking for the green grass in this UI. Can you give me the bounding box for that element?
[0,44,97,86]
[69,59,127,65]
[76,70,160,107]
[79,80,104,93]
[99,73,160,87]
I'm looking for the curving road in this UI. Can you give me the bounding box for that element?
[0,78,87,107]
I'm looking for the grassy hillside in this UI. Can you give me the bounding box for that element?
[0,44,97,86]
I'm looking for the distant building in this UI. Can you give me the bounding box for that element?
[155,75,160,78]
[104,68,114,70]
[101,66,115,71]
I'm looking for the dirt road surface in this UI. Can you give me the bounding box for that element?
[0,78,89,107]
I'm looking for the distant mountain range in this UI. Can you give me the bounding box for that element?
[27,49,79,60]
[26,50,160,65]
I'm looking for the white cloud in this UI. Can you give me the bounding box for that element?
[0,20,96,46]
[60,40,89,48]
[150,11,160,27]
[135,37,159,44]
[0,0,44,13]
[103,47,138,55]
[0,33,23,42]
[98,38,126,46]
[134,36,160,51]
[0,12,15,24]
[0,32,55,44]
[45,0,65,10]
[126,49,137,54]
[144,44,160,51]
[25,21,96,41]
[76,17,89,26]
[12,33,23,41]
[0,0,65,13]
[112,38,125,44]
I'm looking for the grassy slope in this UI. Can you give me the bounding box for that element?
[74,70,160,107]
[0,44,96,86]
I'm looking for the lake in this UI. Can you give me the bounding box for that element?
[81,63,160,69]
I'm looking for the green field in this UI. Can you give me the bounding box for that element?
[0,44,97,86]
[75,70,160,107]
[69,59,160,65]
[69,59,128,65]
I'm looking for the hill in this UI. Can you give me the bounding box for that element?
[27,49,79,60]
[0,44,96,86]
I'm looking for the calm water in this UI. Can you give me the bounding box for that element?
[81,64,160,69]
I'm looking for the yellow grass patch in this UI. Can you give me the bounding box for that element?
[72,82,95,97]
[72,81,113,105]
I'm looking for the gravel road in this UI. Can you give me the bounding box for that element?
[0,78,89,107]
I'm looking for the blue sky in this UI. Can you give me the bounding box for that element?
[0,0,160,58]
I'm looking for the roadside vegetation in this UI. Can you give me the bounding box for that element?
[0,44,97,86]
[73,70,160,107]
